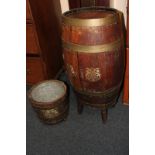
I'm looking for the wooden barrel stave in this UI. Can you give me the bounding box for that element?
[62,24,121,45]
[64,49,124,92]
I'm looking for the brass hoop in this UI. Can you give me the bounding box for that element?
[62,38,121,53]
[74,82,121,97]
[62,7,119,27]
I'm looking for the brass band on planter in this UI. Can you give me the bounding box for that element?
[28,80,69,124]
[62,7,118,27]
[62,38,121,53]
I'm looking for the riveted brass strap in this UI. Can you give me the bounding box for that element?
[62,38,121,53]
[62,7,118,27]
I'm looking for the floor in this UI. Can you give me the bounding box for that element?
[26,73,129,155]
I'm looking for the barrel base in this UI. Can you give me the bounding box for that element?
[75,90,117,123]
[77,98,112,123]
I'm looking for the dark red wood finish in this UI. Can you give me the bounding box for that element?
[95,0,109,6]
[26,0,63,84]
[69,0,109,9]
[123,0,129,105]
[69,0,81,9]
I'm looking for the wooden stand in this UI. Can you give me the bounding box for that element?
[101,109,108,123]
[77,99,109,123]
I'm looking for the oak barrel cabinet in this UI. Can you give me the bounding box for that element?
[26,0,63,84]
[62,7,125,123]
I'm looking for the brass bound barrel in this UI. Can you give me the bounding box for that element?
[62,7,125,123]
[28,80,69,124]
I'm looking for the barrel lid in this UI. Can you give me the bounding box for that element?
[62,7,119,27]
[28,80,67,108]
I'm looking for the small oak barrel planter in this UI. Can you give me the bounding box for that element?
[28,80,69,124]
[62,7,125,123]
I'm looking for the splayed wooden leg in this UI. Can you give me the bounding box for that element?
[101,109,108,123]
[111,101,117,108]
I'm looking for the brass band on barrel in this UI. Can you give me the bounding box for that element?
[81,101,115,108]
[62,6,118,27]
[63,38,121,53]
[75,82,121,97]
[62,15,117,27]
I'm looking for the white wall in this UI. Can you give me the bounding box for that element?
[110,0,127,26]
[60,0,69,13]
